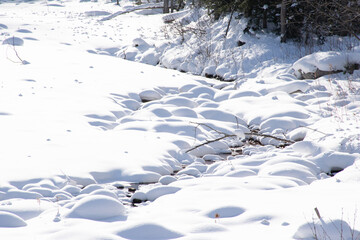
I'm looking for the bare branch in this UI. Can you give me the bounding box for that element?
[299,125,328,136]
[247,132,295,144]
[186,122,296,153]
[189,121,226,135]
[186,134,235,153]
[101,3,163,21]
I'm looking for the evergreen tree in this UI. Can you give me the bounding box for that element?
[202,0,360,43]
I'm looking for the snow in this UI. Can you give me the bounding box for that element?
[65,195,126,220]
[294,218,360,239]
[116,222,184,239]
[292,50,360,79]
[0,0,360,239]
[159,175,177,185]
[145,185,181,201]
[2,37,24,46]
[0,211,27,228]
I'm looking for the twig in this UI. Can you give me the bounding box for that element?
[314,207,322,219]
[299,125,328,136]
[189,121,225,135]
[6,36,26,64]
[13,43,24,63]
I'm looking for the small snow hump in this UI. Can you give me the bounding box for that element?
[0,211,27,227]
[2,37,24,46]
[139,89,162,102]
[65,195,126,220]
[117,222,183,240]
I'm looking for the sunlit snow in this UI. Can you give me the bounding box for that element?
[0,0,360,239]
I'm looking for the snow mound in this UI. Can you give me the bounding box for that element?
[292,141,321,156]
[340,134,360,154]
[224,169,256,178]
[313,152,357,174]
[61,185,81,196]
[116,222,183,240]
[0,211,27,227]
[163,96,198,108]
[177,168,201,177]
[139,89,162,102]
[80,184,104,194]
[259,162,318,184]
[89,189,118,199]
[294,219,360,239]
[26,187,54,197]
[159,175,177,185]
[66,195,126,220]
[171,107,198,118]
[145,186,181,201]
[292,51,360,79]
[0,189,42,200]
[130,191,147,202]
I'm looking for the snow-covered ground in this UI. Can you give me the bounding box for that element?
[0,0,360,239]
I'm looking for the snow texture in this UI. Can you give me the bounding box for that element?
[0,0,360,239]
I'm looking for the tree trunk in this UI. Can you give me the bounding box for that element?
[170,0,174,13]
[280,0,287,42]
[263,7,267,29]
[116,0,119,5]
[177,0,184,11]
[163,0,169,13]
[225,6,235,38]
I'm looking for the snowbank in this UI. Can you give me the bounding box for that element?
[292,51,360,79]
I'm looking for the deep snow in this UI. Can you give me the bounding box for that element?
[0,0,360,239]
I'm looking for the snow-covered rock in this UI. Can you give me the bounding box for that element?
[66,195,126,220]
[139,89,162,102]
[145,186,181,201]
[130,191,147,203]
[159,175,177,185]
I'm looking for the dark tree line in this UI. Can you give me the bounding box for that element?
[200,0,360,43]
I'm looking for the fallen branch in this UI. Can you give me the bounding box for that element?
[186,135,234,153]
[100,3,163,21]
[186,122,295,153]
[246,132,295,144]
